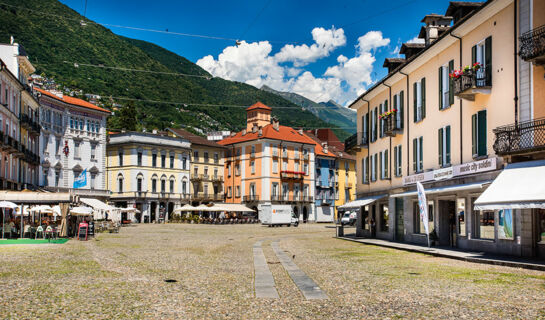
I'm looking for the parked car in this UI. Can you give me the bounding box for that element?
[341,212,357,226]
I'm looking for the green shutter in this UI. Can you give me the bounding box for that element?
[477,110,487,157]
[446,125,451,164]
[379,103,383,138]
[419,137,423,171]
[472,114,477,156]
[471,45,477,65]
[366,157,369,182]
[374,107,378,141]
[413,82,417,123]
[438,128,443,165]
[374,154,377,181]
[385,149,388,178]
[421,77,426,119]
[379,152,383,179]
[400,90,404,129]
[398,145,402,176]
[394,146,397,177]
[362,159,365,183]
[439,66,443,110]
[448,60,454,105]
[485,36,492,86]
[413,138,417,172]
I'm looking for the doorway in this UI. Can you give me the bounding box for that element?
[438,200,456,247]
[395,198,404,242]
[536,209,545,259]
[167,202,174,220]
[302,206,308,223]
[150,202,157,223]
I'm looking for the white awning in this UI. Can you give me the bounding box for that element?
[219,203,255,212]
[0,191,71,203]
[338,194,387,209]
[390,181,492,198]
[175,204,196,212]
[80,198,116,211]
[474,160,545,210]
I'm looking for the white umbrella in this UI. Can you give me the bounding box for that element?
[0,201,17,239]
[195,204,214,212]
[52,205,61,217]
[174,204,196,213]
[30,205,54,227]
[70,206,94,216]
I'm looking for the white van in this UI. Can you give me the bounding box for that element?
[259,205,299,227]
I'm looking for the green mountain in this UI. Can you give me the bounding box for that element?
[0,0,335,134]
[261,85,355,139]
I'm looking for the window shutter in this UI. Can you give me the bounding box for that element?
[419,137,423,171]
[366,157,369,182]
[421,77,426,119]
[477,110,487,157]
[361,159,365,183]
[448,60,454,105]
[379,104,383,138]
[385,149,388,178]
[374,154,377,181]
[485,36,492,86]
[471,45,477,65]
[413,138,417,172]
[472,114,477,156]
[398,145,402,176]
[413,82,417,122]
[438,66,443,110]
[400,90,404,129]
[361,115,365,134]
[374,107,378,141]
[446,125,451,164]
[438,128,443,165]
[394,146,398,177]
[379,152,383,179]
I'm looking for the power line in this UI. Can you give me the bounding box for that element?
[239,0,273,40]
[338,0,417,29]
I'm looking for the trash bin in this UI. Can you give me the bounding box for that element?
[336,225,344,237]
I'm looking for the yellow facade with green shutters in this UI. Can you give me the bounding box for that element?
[335,157,357,220]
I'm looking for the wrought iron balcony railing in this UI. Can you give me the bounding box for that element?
[384,114,402,137]
[519,24,545,64]
[453,68,491,101]
[345,131,369,154]
[243,195,260,202]
[493,117,545,156]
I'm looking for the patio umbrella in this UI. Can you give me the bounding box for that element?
[70,206,93,216]
[52,205,61,218]
[0,201,17,239]
[30,205,53,226]
[174,204,196,213]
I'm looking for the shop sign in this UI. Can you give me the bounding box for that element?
[403,157,498,186]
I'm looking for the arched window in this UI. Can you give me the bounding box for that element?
[151,174,158,193]
[182,177,188,194]
[136,173,144,192]
[160,175,167,192]
[169,175,175,193]
[117,173,124,193]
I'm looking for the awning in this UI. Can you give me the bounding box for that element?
[175,204,196,212]
[0,191,71,203]
[218,203,255,212]
[80,198,116,211]
[474,160,545,210]
[338,194,387,209]
[390,181,492,198]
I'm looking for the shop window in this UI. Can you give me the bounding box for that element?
[475,210,495,240]
[380,204,389,232]
[538,209,545,243]
[413,201,433,234]
[457,198,466,236]
[497,209,514,240]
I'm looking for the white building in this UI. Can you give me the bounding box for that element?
[36,88,110,199]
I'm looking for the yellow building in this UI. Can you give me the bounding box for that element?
[335,153,357,220]
[344,0,545,258]
[167,128,226,205]
[107,131,191,222]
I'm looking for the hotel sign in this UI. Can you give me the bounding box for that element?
[403,157,498,186]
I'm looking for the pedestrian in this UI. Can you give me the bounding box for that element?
[370,218,376,238]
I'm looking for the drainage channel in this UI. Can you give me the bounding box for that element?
[253,241,279,299]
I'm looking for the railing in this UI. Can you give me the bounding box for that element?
[519,24,545,63]
[190,174,210,181]
[211,175,224,182]
[493,117,545,155]
[453,68,491,98]
[345,131,368,153]
[384,114,401,137]
[243,195,260,202]
[280,171,304,180]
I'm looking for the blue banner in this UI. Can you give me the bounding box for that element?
[73,169,87,189]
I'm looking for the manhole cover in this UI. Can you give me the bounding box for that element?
[164,279,178,283]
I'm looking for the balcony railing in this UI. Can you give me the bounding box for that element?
[211,175,224,182]
[271,195,313,203]
[345,131,368,154]
[519,24,545,64]
[280,171,304,180]
[243,195,260,202]
[453,68,491,101]
[384,114,401,137]
[493,117,545,156]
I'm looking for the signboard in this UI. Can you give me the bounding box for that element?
[78,222,88,241]
[403,157,498,186]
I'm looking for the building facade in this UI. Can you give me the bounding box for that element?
[345,0,545,258]
[107,131,191,223]
[335,151,357,220]
[36,88,110,199]
[167,128,226,205]
[219,102,316,221]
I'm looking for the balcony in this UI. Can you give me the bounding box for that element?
[453,68,491,101]
[280,171,304,180]
[272,149,278,157]
[519,25,545,65]
[20,113,31,129]
[384,114,401,137]
[303,154,309,161]
[301,195,313,203]
[281,151,288,158]
[211,175,224,182]
[493,117,545,156]
[243,195,260,202]
[344,131,369,154]
[190,174,211,181]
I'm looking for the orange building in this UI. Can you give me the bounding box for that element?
[219,102,317,222]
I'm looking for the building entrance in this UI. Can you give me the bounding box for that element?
[438,200,456,247]
[395,198,404,242]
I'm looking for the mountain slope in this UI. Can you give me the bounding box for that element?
[0,0,332,133]
[261,85,356,139]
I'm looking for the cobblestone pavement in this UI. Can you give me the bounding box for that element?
[1,223,544,319]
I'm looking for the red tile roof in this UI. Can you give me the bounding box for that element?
[304,132,336,158]
[168,128,226,148]
[35,88,111,114]
[246,101,272,111]
[219,124,316,146]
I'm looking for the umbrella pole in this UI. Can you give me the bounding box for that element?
[20,205,23,239]
[2,208,4,239]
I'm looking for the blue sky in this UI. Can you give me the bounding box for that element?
[59,0,461,105]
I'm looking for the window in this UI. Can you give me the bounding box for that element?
[227,186,232,198]
[472,36,492,87]
[413,78,426,122]
[282,183,289,200]
[272,159,278,173]
[137,176,142,192]
[170,155,174,168]
[90,174,96,190]
[394,145,402,177]
[55,138,61,155]
[193,150,199,161]
[204,151,209,162]
[69,117,74,129]
[393,91,404,130]
[370,154,377,182]
[413,136,423,173]
[537,209,545,243]
[303,163,308,175]
[235,164,240,176]
[282,146,287,157]
[457,198,466,236]
[362,156,369,184]
[152,153,157,167]
[91,144,96,160]
[161,178,166,192]
[282,160,287,171]
[55,171,60,187]
[439,61,454,109]
[182,156,187,170]
[472,110,487,158]
[182,180,187,194]
[251,160,255,174]
[169,179,174,193]
[194,166,199,177]
[475,210,495,240]
[214,152,219,164]
[235,185,241,197]
[294,162,299,173]
[43,170,48,186]
[118,175,123,193]
[380,204,389,232]
[272,183,279,198]
[152,178,157,193]
[379,149,388,180]
[161,154,166,168]
[227,163,232,177]
[438,125,451,167]
[74,141,81,158]
[379,101,387,138]
[294,147,299,158]
[413,201,434,234]
[370,108,378,142]
[137,151,142,166]
[361,113,369,143]
[251,146,255,157]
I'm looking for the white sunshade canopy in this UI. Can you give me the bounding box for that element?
[390,181,492,198]
[175,204,197,212]
[219,203,255,212]
[474,160,545,210]
[339,194,387,209]
[0,201,18,209]
[80,198,116,211]
[70,206,94,216]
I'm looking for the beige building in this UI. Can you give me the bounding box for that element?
[345,0,545,259]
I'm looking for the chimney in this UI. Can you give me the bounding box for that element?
[272,117,280,131]
[242,128,247,136]
[322,142,328,154]
[421,14,452,46]
[252,122,258,133]
[298,128,303,135]
[258,126,263,137]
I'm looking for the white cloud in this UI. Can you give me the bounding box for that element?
[274,27,346,67]
[407,36,425,44]
[196,29,389,106]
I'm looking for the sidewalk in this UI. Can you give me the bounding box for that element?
[338,235,545,271]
